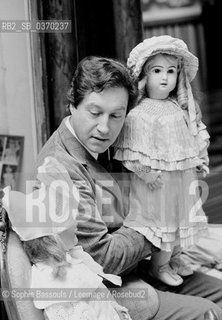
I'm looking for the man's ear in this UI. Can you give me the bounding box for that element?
[69,103,75,114]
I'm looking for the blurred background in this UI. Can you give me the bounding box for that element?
[0,0,221,218]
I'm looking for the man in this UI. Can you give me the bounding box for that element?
[35,56,222,320]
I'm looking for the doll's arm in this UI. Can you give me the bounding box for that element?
[123,160,163,190]
[196,119,210,177]
[193,102,210,177]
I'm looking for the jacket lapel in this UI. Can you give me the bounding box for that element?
[58,118,125,224]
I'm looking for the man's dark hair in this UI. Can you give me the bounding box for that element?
[66,56,138,114]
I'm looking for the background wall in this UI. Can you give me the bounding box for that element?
[0,0,37,191]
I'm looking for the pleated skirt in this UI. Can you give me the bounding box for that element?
[124,169,208,251]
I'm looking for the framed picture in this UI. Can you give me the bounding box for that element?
[0,135,24,189]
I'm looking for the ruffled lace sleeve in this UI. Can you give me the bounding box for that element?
[123,160,151,173]
[123,160,153,184]
[196,119,210,167]
[189,100,210,168]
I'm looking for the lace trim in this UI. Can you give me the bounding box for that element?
[116,149,201,171]
[44,301,132,320]
[124,223,208,251]
[44,302,97,320]
[114,98,210,171]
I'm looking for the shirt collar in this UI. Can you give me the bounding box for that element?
[65,116,98,160]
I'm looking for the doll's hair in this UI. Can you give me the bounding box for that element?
[23,234,71,280]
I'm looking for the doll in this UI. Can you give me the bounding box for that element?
[2,157,132,320]
[114,35,210,286]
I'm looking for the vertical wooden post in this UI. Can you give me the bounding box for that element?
[39,0,78,131]
[112,0,143,62]
[27,0,51,151]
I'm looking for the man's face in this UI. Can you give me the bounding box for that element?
[70,87,128,153]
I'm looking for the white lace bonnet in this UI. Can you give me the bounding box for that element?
[2,157,78,249]
[127,35,199,135]
[127,35,198,81]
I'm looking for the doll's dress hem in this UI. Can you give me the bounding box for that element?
[123,170,208,251]
[44,299,130,320]
[125,223,208,252]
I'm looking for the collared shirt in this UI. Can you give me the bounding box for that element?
[65,116,98,160]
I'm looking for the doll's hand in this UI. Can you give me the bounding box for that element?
[145,170,163,190]
[111,302,132,320]
[196,164,209,178]
[116,309,132,320]
[202,164,209,178]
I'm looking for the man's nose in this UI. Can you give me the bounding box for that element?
[97,116,109,134]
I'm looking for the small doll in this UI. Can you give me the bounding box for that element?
[114,35,210,286]
[2,157,132,320]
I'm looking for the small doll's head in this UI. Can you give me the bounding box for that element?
[127,35,200,135]
[128,35,198,85]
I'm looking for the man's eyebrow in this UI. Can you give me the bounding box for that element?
[86,103,100,108]
[114,106,127,111]
[86,104,126,111]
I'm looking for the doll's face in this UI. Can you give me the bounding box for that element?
[144,54,179,100]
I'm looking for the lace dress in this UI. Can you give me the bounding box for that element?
[44,299,130,320]
[32,251,132,320]
[114,98,209,251]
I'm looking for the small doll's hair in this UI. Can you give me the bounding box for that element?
[23,235,71,280]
